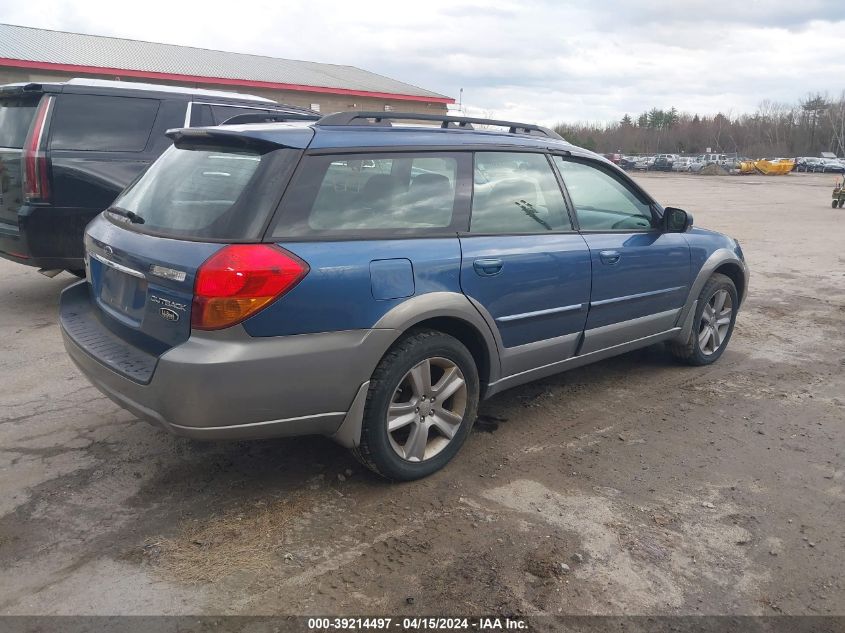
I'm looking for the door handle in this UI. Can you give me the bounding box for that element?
[473,258,504,276]
[599,250,621,265]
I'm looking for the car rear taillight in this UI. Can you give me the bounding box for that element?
[191,244,309,331]
[22,96,53,203]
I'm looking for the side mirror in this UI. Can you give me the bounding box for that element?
[664,206,693,233]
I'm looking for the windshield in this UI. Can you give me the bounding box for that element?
[0,96,39,148]
[109,145,296,240]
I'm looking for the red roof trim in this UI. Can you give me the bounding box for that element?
[0,57,455,104]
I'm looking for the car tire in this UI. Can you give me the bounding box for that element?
[669,273,739,366]
[353,329,480,481]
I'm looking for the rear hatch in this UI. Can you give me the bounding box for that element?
[82,127,311,362]
[0,90,42,227]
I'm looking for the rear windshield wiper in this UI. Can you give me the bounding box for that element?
[108,206,145,224]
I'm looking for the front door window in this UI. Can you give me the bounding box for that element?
[553,158,653,231]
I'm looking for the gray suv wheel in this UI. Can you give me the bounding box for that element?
[354,329,480,480]
[669,273,739,366]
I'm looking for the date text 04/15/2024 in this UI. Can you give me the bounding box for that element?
[306,617,528,630]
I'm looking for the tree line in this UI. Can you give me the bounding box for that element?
[552,93,845,158]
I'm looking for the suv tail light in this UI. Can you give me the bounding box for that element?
[22,96,53,203]
[191,244,309,331]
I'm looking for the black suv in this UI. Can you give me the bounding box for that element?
[0,78,315,275]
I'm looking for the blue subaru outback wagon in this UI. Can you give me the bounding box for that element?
[59,112,748,480]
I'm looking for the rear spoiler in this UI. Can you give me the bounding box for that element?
[218,112,320,126]
[166,126,314,152]
[0,83,63,96]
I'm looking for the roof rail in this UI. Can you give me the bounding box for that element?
[316,111,564,140]
[219,112,321,125]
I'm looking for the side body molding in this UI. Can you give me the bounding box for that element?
[331,253,748,448]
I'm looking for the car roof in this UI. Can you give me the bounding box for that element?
[170,118,606,163]
[308,124,577,151]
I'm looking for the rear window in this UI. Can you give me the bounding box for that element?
[109,145,299,240]
[0,96,38,148]
[50,94,159,152]
[273,152,470,237]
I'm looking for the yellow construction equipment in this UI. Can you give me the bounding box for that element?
[738,160,756,174]
[748,158,795,175]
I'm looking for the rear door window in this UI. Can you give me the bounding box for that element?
[0,96,39,148]
[50,94,160,152]
[108,145,301,240]
[273,152,471,237]
[470,152,571,233]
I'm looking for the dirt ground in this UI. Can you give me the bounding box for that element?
[0,172,842,616]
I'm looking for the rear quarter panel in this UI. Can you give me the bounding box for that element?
[242,238,463,336]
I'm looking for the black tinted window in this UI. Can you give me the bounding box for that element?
[0,96,38,148]
[109,146,300,240]
[190,104,215,127]
[470,152,571,233]
[50,94,159,151]
[274,153,468,237]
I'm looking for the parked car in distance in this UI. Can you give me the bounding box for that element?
[60,111,748,480]
[633,156,654,170]
[618,156,638,170]
[795,157,823,172]
[672,157,693,172]
[652,154,674,171]
[821,158,845,173]
[0,78,317,276]
[688,157,706,173]
[703,153,729,166]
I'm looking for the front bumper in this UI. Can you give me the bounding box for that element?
[60,281,394,440]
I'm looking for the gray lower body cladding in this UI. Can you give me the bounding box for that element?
[60,286,395,440]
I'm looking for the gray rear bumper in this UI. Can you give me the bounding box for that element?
[60,284,394,440]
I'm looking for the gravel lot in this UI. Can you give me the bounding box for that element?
[0,172,843,616]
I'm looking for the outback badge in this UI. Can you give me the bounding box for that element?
[159,307,180,322]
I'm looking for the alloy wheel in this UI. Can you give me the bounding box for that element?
[386,357,468,462]
[698,289,733,355]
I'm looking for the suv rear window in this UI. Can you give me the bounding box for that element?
[273,152,470,237]
[0,96,38,148]
[108,145,300,240]
[50,94,159,152]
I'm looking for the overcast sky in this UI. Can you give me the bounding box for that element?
[3,0,844,125]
